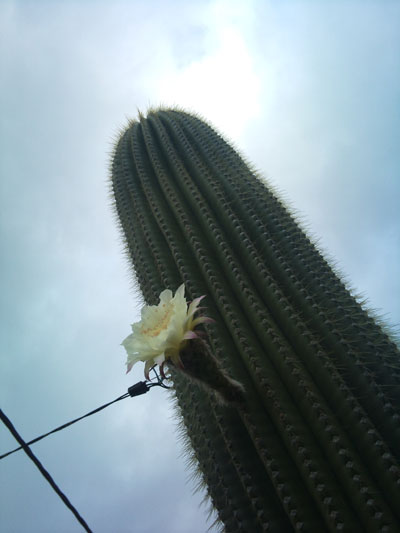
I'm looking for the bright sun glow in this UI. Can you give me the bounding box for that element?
[159,25,261,141]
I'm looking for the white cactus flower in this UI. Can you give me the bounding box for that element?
[122,284,212,379]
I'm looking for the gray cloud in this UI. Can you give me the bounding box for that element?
[1,1,399,532]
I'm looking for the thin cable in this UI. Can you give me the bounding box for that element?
[0,392,130,460]
[1,371,170,461]
[0,409,93,533]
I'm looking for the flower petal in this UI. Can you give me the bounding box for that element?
[192,316,215,327]
[187,295,206,317]
[126,361,134,374]
[122,284,210,379]
[183,330,199,340]
[154,353,166,365]
[159,289,173,304]
[144,359,154,380]
[160,361,167,379]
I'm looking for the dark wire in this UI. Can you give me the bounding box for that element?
[0,370,171,532]
[0,409,93,533]
[1,370,170,461]
[0,392,129,460]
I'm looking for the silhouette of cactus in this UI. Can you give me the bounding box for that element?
[111,108,400,532]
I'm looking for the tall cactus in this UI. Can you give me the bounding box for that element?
[111,108,400,532]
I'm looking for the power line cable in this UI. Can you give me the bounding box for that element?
[1,391,129,460]
[0,408,93,533]
[0,372,170,532]
[1,374,170,460]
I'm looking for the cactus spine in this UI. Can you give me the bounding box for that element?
[111,108,400,532]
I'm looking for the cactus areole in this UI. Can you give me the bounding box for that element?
[111,108,400,532]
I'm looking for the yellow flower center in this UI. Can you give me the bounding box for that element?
[140,303,174,337]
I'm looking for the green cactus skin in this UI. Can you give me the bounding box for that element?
[111,108,400,532]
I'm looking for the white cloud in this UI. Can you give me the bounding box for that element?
[158,1,261,139]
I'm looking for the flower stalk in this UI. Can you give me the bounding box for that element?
[172,336,246,406]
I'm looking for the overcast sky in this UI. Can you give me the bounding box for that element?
[1,1,399,532]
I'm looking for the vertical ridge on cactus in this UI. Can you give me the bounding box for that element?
[111,108,400,532]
